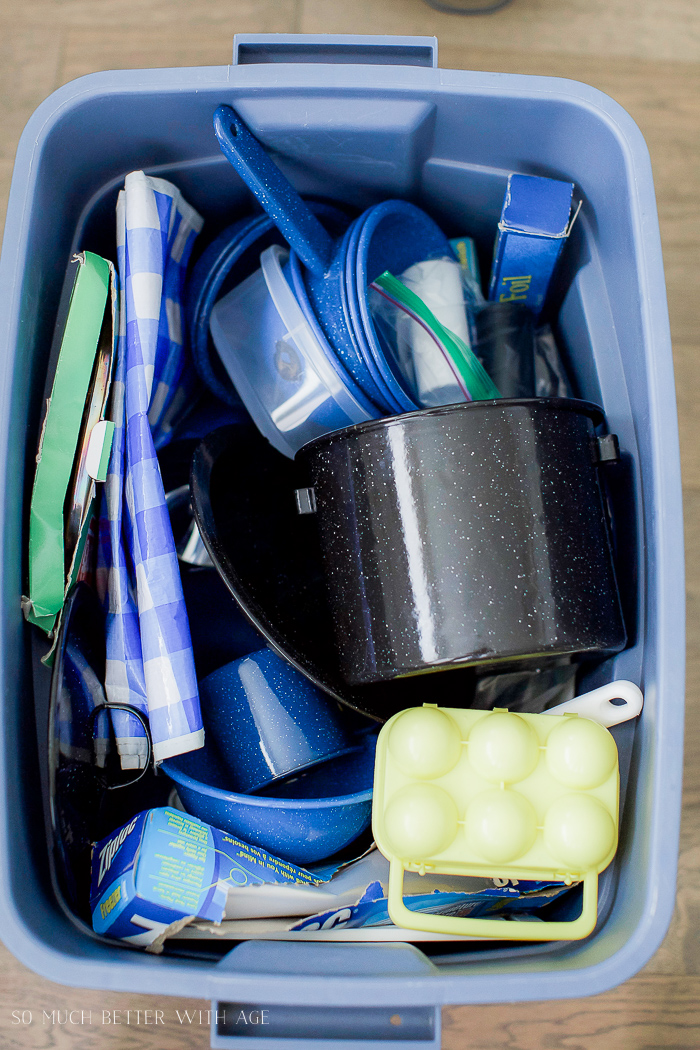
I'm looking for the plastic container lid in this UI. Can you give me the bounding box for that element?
[210,245,375,458]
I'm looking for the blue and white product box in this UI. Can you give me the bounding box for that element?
[289,880,575,932]
[488,174,575,316]
[449,236,481,286]
[90,808,321,949]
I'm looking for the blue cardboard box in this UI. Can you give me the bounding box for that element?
[488,174,575,316]
[90,808,320,949]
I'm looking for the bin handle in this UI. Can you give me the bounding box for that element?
[387,862,600,941]
[232,33,438,69]
[209,1000,441,1048]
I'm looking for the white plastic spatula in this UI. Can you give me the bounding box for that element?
[550,680,644,727]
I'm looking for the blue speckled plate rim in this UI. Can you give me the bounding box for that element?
[346,204,419,414]
[160,757,374,809]
[287,234,385,414]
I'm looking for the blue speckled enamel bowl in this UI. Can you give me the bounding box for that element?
[161,734,376,864]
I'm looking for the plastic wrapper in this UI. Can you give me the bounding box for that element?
[472,660,577,713]
[473,301,536,398]
[535,323,574,397]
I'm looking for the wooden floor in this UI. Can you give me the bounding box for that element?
[0,0,698,1046]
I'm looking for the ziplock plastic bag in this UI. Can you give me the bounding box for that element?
[369,266,498,407]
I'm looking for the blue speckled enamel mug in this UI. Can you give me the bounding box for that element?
[198,647,358,794]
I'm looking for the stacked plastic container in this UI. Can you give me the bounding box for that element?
[0,33,684,1050]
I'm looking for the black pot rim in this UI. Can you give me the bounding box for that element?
[296,397,607,455]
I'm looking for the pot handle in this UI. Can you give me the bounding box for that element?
[596,433,620,463]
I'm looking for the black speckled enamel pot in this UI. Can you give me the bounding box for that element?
[296,398,627,685]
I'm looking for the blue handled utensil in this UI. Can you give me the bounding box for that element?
[214,106,335,278]
[214,105,386,407]
[213,104,452,414]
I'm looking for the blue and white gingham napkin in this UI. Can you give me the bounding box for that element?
[97,171,204,768]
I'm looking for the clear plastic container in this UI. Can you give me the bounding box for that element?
[210,244,375,457]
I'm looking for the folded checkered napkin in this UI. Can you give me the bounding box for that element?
[97,172,204,767]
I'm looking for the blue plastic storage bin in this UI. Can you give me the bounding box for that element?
[0,32,684,1050]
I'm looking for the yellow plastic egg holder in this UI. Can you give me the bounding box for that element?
[372,704,619,941]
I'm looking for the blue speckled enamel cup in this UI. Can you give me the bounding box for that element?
[198,648,358,794]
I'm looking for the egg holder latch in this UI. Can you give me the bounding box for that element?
[373,701,622,941]
[386,859,600,942]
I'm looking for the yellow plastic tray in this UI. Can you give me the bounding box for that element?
[373,705,619,940]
